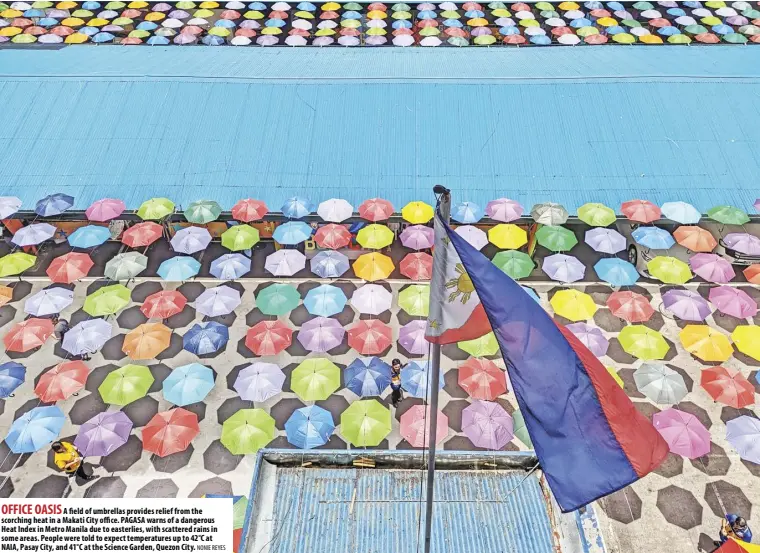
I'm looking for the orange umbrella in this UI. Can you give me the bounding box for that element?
[700,366,755,408]
[4,318,54,352]
[140,290,187,319]
[673,226,717,252]
[46,252,94,283]
[347,320,392,355]
[122,222,163,248]
[607,291,654,323]
[743,264,760,284]
[34,360,88,402]
[399,252,433,281]
[142,408,199,457]
[0,285,12,307]
[122,323,172,359]
[245,320,292,356]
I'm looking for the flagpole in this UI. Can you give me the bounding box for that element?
[424,185,450,553]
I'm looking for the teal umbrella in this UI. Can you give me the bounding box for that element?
[185,200,222,224]
[256,283,300,316]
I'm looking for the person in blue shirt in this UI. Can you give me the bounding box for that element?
[716,514,752,546]
[390,358,404,408]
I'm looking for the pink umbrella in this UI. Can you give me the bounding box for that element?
[398,320,428,355]
[662,289,711,321]
[565,322,609,357]
[724,233,760,256]
[400,405,448,447]
[86,198,126,222]
[486,198,524,222]
[462,400,513,450]
[708,286,758,318]
[653,408,711,459]
[297,317,345,352]
[689,253,736,283]
[400,225,434,250]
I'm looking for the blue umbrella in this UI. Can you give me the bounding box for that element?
[401,361,444,399]
[82,1,101,8]
[311,250,349,278]
[303,284,347,317]
[273,221,313,245]
[202,35,225,45]
[661,201,701,224]
[683,1,701,7]
[570,17,593,27]
[344,357,391,397]
[632,226,675,250]
[0,362,25,398]
[394,19,413,28]
[594,258,640,286]
[265,18,286,27]
[5,406,65,453]
[606,25,626,34]
[444,18,464,27]
[79,26,100,36]
[451,201,483,224]
[136,21,158,31]
[158,256,201,281]
[162,363,215,406]
[342,10,362,18]
[35,193,74,217]
[418,9,437,19]
[281,196,313,219]
[285,405,334,449]
[210,253,251,280]
[657,26,681,36]
[501,25,520,34]
[607,1,625,10]
[92,31,115,42]
[530,35,552,45]
[67,224,111,248]
[24,8,45,17]
[465,9,484,17]
[521,286,541,304]
[585,0,603,8]
[249,2,267,9]
[215,19,237,28]
[667,7,686,16]
[712,24,734,35]
[147,35,170,45]
[183,322,229,355]
[38,17,60,26]
[297,2,316,10]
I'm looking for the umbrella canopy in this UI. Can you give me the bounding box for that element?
[542,254,585,283]
[34,360,87,402]
[358,198,394,222]
[724,233,760,256]
[400,405,448,447]
[122,222,163,248]
[265,249,306,276]
[633,362,688,404]
[221,408,275,454]
[74,411,132,457]
[317,198,353,222]
[550,289,597,321]
[83,284,130,316]
[451,201,483,224]
[163,362,215,405]
[488,224,528,250]
[701,366,754,408]
[340,399,391,446]
[458,357,507,400]
[297,316,344,352]
[0,252,36,277]
[347,319,392,355]
[141,290,187,319]
[536,225,577,252]
[157,256,201,281]
[143,408,199,457]
[585,228,626,254]
[46,252,93,283]
[245,320,292,355]
[35,193,74,217]
[632,226,675,250]
[621,199,661,223]
[352,284,392,315]
[5,405,65,453]
[618,325,669,360]
[662,289,711,321]
[4,318,54,352]
[291,358,340,401]
[607,291,653,322]
[122,322,171,359]
[744,264,760,285]
[354,252,394,281]
[454,226,488,251]
[565,322,609,357]
[577,202,616,227]
[648,256,693,284]
[401,201,434,224]
[398,319,428,355]
[209,253,250,280]
[690,253,735,284]
[531,202,568,225]
[273,221,313,245]
[104,251,148,281]
[285,405,335,449]
[356,223,394,249]
[661,201,701,224]
[66,224,110,248]
[653,408,711,459]
[196,285,241,317]
[256,283,300,316]
[401,360,445,398]
[24,287,73,316]
[310,250,349,278]
[137,197,174,220]
[62,319,112,355]
[0,196,22,219]
[12,222,57,246]
[674,226,717,253]
[707,205,750,225]
[0,362,25,398]
[709,286,758,318]
[398,284,429,317]
[344,357,391,397]
[221,224,260,251]
[462,400,513,450]
[234,362,285,402]
[492,251,535,280]
[0,286,10,308]
[679,325,733,362]
[281,196,313,219]
[303,284,347,317]
[726,416,760,465]
[731,326,760,361]
[86,198,125,221]
[399,252,433,281]
[183,321,229,355]
[399,225,434,250]
[458,332,499,357]
[185,199,221,224]
[314,223,352,249]
[99,364,154,405]
[486,198,523,222]
[231,199,268,222]
[171,226,212,254]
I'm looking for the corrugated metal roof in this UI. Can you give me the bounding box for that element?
[1,47,759,212]
[268,468,554,553]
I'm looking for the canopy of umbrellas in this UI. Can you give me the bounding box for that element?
[1,0,759,46]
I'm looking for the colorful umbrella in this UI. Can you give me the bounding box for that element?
[122,323,171,359]
[35,193,74,217]
[74,411,132,457]
[196,285,241,317]
[297,316,344,352]
[619,325,669,360]
[674,226,717,253]
[185,199,221,224]
[354,252,394,281]
[344,357,391,397]
[633,362,688,404]
[458,331,499,357]
[690,253,735,283]
[347,319,392,355]
[632,226,675,250]
[62,319,112,356]
[245,320,292,355]
[99,364,153,406]
[5,406,65,453]
[310,250,349,278]
[291,358,340,401]
[221,408,275,454]
[143,408,199,457]
[162,362,215,406]
[399,252,433,281]
[0,251,36,277]
[358,198,394,222]
[104,251,148,281]
[725,416,760,465]
[486,198,523,222]
[661,201,701,224]
[12,222,56,247]
[400,405,448,447]
[34,360,87,402]
[340,399,391,447]
[317,198,353,223]
[398,284,429,317]
[122,221,163,247]
[285,405,335,449]
[701,366,754,408]
[255,283,300,316]
[183,321,229,355]
[451,201,483,224]
[157,256,200,281]
[585,228,626,254]
[724,233,760,256]
[653,408,711,459]
[707,205,749,225]
[458,357,507,400]
[462,400,513,450]
[679,325,733,362]
[0,286,11,307]
[401,201,434,224]
[731,326,760,361]
[356,223,394,250]
[234,362,285,403]
[221,224,260,251]
[536,225,578,252]
[83,284,130,316]
[709,286,758,318]
[577,202,616,227]
[453,225,488,250]
[351,284,392,315]
[314,223,352,249]
[0,196,22,219]
[66,225,113,250]
[141,290,186,320]
[210,253,251,280]
[531,202,568,226]
[550,289,597,321]
[662,289,711,321]
[744,265,760,284]
[46,252,93,283]
[565,322,609,357]
[303,284,347,317]
[399,225,433,250]
[231,199,268,222]
[264,249,306,276]
[137,197,174,220]
[24,287,74,316]
[86,198,126,222]
[171,226,212,254]
[542,253,585,283]
[4,318,54,352]
[273,221,312,246]
[398,319,428,355]
[491,250,534,280]
[647,256,692,284]
[607,291,653,322]
[281,196,313,219]
[621,199,661,223]
[0,362,25,398]
[488,224,528,250]
[402,360,445,398]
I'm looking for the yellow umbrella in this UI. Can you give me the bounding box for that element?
[618,325,669,360]
[519,18,539,27]
[606,367,624,388]
[294,10,314,18]
[367,9,387,18]
[314,28,335,35]
[730,326,760,361]
[558,1,579,9]
[679,325,733,362]
[0,27,22,36]
[65,32,88,43]
[401,201,434,224]
[244,10,264,18]
[0,252,36,277]
[597,17,617,26]
[341,18,361,28]
[122,323,172,360]
[488,224,527,250]
[0,8,22,17]
[647,256,692,284]
[61,16,84,26]
[261,27,281,34]
[56,1,77,8]
[322,1,340,9]
[468,17,489,25]
[492,8,511,17]
[353,253,394,282]
[209,27,230,36]
[550,290,597,322]
[128,0,148,7]
[87,17,109,26]
[145,11,166,21]
[193,8,214,17]
[199,0,219,7]
[356,224,394,249]
[640,34,663,44]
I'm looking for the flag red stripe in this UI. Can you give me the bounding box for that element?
[425,303,490,344]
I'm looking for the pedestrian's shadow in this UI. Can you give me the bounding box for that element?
[697,533,719,552]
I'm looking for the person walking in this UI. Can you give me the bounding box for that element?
[53,317,69,341]
[51,441,93,482]
[390,358,404,408]
[716,514,752,546]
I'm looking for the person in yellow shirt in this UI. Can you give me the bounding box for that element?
[51,441,93,481]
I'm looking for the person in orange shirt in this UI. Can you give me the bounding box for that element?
[51,441,93,481]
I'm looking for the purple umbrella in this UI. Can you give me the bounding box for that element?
[74,411,133,457]
[726,415,760,465]
[689,253,735,284]
[170,226,212,254]
[708,286,758,318]
[195,285,241,317]
[662,289,711,321]
[754,199,760,212]
[400,225,434,250]
[297,317,345,352]
[398,320,428,355]
[542,254,585,283]
[233,362,285,402]
[486,198,524,222]
[584,228,626,254]
[724,233,760,256]
[454,225,488,250]
[462,400,514,450]
[653,408,711,459]
[565,322,609,357]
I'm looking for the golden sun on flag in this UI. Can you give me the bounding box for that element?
[445,264,475,303]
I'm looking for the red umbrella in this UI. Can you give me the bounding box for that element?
[400,406,448,447]
[231,199,268,222]
[458,358,507,400]
[584,34,607,44]
[122,222,163,248]
[358,198,394,222]
[46,252,94,283]
[4,318,54,352]
[621,200,661,223]
[347,320,392,355]
[700,366,755,409]
[589,8,611,17]
[743,264,760,284]
[399,252,433,281]
[245,320,293,356]
[142,408,199,457]
[503,34,526,44]
[695,32,719,43]
[314,224,352,249]
[606,291,654,323]
[34,360,88,402]
[648,17,671,27]
[141,290,187,319]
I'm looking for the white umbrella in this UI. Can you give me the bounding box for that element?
[351,284,392,315]
[104,252,148,281]
[454,225,488,250]
[726,416,760,465]
[0,196,22,219]
[24,288,74,316]
[530,203,569,226]
[265,250,306,276]
[233,362,285,402]
[661,201,701,224]
[62,319,113,355]
[170,226,212,254]
[11,223,56,247]
[633,362,688,404]
[195,286,241,317]
[317,199,353,222]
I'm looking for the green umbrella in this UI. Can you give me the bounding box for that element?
[0,252,36,277]
[743,9,760,19]
[391,3,411,11]
[536,225,578,252]
[448,36,469,46]
[104,252,148,281]
[440,9,460,17]
[458,332,499,357]
[612,32,636,43]
[221,224,260,251]
[291,359,340,401]
[340,399,391,447]
[684,24,708,34]
[534,1,554,10]
[489,1,508,8]
[256,283,300,316]
[667,34,692,44]
[707,205,749,225]
[541,10,559,18]
[621,19,642,27]
[185,200,222,224]
[220,409,275,454]
[398,284,430,317]
[512,410,533,448]
[474,35,496,45]
[83,284,131,316]
[343,1,362,9]
[99,364,154,405]
[12,34,36,44]
[419,26,439,36]
[105,1,126,8]
[576,26,599,37]
[723,33,748,44]
[632,1,654,9]
[577,203,616,227]
[739,25,760,35]
[113,16,133,25]
[137,198,175,220]
[492,251,535,280]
